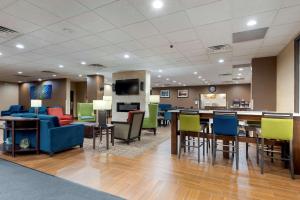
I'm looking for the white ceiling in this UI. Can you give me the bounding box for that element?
[0,0,300,86]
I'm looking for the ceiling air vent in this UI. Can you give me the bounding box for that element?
[207,44,232,54]
[233,64,251,69]
[0,26,21,42]
[88,64,106,69]
[15,75,32,78]
[219,73,232,77]
[232,77,245,81]
[41,70,56,74]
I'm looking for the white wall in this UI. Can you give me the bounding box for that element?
[0,82,19,113]
[112,70,150,122]
[277,41,294,112]
[104,84,112,96]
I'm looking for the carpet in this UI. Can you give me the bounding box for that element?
[83,128,170,158]
[0,159,124,200]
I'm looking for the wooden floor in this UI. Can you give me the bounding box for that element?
[1,127,300,200]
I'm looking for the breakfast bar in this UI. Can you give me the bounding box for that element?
[170,110,300,174]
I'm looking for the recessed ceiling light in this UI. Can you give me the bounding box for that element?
[218,59,224,63]
[157,75,162,78]
[247,20,257,27]
[0,52,2,56]
[178,82,182,85]
[81,61,86,65]
[38,78,42,82]
[172,80,176,83]
[166,78,170,81]
[238,73,242,76]
[124,54,130,59]
[96,72,100,75]
[18,81,22,83]
[59,64,64,68]
[158,69,163,73]
[16,44,24,49]
[183,84,186,86]
[78,74,83,77]
[152,0,164,9]
[193,71,198,75]
[52,74,57,77]
[198,76,202,79]
[239,68,244,71]
[202,79,206,81]
[17,71,23,74]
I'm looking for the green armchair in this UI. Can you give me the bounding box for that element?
[77,103,96,122]
[142,104,158,135]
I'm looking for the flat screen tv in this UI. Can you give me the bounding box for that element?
[115,79,139,95]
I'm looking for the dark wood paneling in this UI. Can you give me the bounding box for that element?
[252,57,277,111]
[87,75,104,102]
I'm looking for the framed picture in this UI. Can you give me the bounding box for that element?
[177,89,189,98]
[160,90,170,98]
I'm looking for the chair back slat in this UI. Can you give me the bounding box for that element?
[261,112,293,140]
[213,111,238,136]
[179,111,200,132]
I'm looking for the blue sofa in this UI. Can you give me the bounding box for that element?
[1,105,23,116]
[5,113,84,156]
[23,106,48,115]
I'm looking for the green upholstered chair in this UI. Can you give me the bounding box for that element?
[77,103,96,122]
[178,111,205,163]
[259,112,294,179]
[142,104,158,135]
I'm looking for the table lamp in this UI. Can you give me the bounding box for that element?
[31,99,42,115]
[149,95,160,104]
[93,100,110,126]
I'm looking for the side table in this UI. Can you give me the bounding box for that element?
[93,124,115,150]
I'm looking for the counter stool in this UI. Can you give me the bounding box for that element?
[178,111,205,163]
[259,112,294,179]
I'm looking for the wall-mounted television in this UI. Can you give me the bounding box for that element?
[115,79,139,95]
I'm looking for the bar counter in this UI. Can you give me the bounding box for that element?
[170,110,300,174]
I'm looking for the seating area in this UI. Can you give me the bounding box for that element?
[1,1,300,199]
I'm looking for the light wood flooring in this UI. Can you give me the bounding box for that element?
[1,126,300,200]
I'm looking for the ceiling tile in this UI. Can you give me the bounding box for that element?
[0,12,40,33]
[281,0,300,8]
[263,35,292,47]
[196,20,233,47]
[75,0,116,9]
[68,12,114,33]
[151,11,192,33]
[97,29,133,43]
[116,40,145,51]
[266,22,300,39]
[273,5,300,25]
[179,0,219,8]
[26,0,88,18]
[186,0,232,26]
[0,0,16,9]
[122,21,159,39]
[46,21,89,39]
[232,0,282,18]
[129,0,182,19]
[233,11,277,33]
[138,35,170,48]
[29,29,70,44]
[4,1,60,26]
[76,35,111,48]
[165,29,198,43]
[94,0,146,27]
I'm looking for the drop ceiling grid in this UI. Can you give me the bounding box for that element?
[0,0,299,85]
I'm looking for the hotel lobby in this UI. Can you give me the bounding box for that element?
[1,0,300,199]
